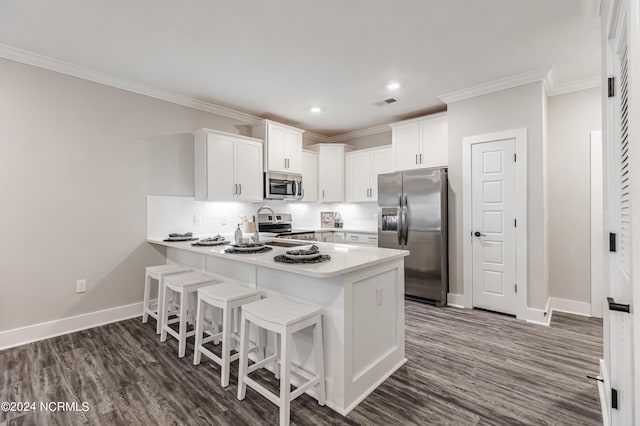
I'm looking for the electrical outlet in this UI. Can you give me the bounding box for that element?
[376,287,383,306]
[75,279,87,294]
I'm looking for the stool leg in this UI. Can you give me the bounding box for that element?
[160,287,171,342]
[237,312,250,401]
[142,274,151,323]
[274,332,281,379]
[178,290,188,358]
[313,318,326,406]
[220,303,233,387]
[279,331,292,426]
[193,297,205,365]
[156,276,165,334]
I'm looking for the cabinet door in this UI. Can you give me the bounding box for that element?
[332,232,345,243]
[419,116,448,168]
[235,140,264,201]
[392,122,421,171]
[370,147,393,201]
[206,133,236,200]
[267,123,287,172]
[346,151,371,202]
[318,145,344,202]
[302,151,318,202]
[285,129,303,174]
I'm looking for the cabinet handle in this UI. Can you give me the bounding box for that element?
[322,189,325,199]
[420,153,423,164]
[415,154,418,164]
[238,183,242,194]
[233,184,237,195]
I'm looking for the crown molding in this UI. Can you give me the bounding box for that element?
[1,43,602,141]
[544,67,601,96]
[301,131,330,142]
[439,66,601,104]
[0,43,263,125]
[325,124,391,142]
[303,124,391,143]
[438,67,552,104]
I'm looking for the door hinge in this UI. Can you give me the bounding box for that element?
[515,284,517,293]
[612,388,619,409]
[608,77,615,98]
[514,153,517,162]
[609,233,617,252]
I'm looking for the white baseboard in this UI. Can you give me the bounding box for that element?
[0,302,144,351]
[549,297,592,317]
[521,307,551,326]
[447,293,466,308]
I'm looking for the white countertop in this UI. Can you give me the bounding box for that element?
[147,237,407,278]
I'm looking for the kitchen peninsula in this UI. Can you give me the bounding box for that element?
[147,238,408,415]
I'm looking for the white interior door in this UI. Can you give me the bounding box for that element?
[604,1,635,422]
[471,139,517,315]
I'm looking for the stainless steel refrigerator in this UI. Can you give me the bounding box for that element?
[378,168,448,305]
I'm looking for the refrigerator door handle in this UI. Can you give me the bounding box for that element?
[403,194,409,244]
[397,195,403,245]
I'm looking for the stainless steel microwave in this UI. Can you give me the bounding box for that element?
[264,172,303,200]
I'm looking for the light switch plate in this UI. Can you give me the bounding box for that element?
[76,279,87,294]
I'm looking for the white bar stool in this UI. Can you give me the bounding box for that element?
[193,282,261,387]
[143,264,191,334]
[160,272,218,358]
[237,297,326,426]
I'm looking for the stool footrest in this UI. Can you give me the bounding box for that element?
[290,378,319,400]
[248,354,277,374]
[144,310,159,320]
[202,332,223,344]
[164,327,195,340]
[243,377,280,406]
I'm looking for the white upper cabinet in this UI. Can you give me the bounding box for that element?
[194,129,263,202]
[346,146,393,202]
[391,112,447,171]
[317,144,345,203]
[253,120,304,174]
[302,150,318,202]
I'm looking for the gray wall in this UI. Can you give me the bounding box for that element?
[547,87,602,303]
[0,58,250,331]
[447,82,548,309]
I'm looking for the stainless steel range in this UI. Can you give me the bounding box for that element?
[255,212,316,241]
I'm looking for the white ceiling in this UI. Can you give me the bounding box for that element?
[0,0,601,136]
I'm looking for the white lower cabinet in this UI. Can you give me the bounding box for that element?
[315,231,376,246]
[332,232,345,244]
[194,129,263,201]
[345,232,378,246]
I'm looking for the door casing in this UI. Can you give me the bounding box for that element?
[462,128,531,321]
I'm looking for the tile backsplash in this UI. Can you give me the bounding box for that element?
[147,196,378,238]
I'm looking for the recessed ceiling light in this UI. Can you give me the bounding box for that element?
[310,106,322,113]
[387,81,401,90]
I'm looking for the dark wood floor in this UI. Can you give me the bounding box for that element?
[1,302,603,425]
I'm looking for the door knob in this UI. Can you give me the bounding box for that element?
[474,231,486,237]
